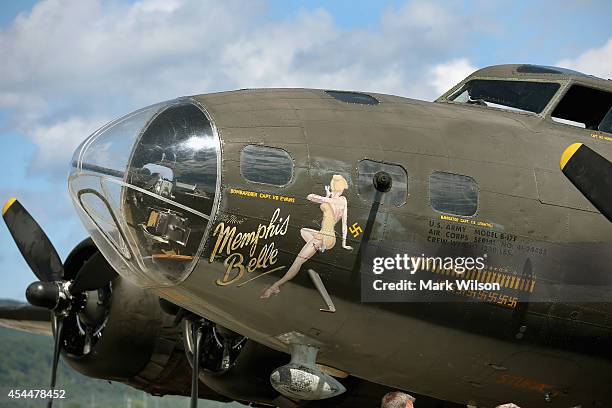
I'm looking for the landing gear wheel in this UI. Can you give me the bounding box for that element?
[182,319,246,375]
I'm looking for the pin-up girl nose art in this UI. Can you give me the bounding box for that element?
[261,175,352,299]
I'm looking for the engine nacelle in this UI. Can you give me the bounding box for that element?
[62,275,165,381]
[59,240,229,400]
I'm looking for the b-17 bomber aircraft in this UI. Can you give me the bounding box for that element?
[1,64,611,408]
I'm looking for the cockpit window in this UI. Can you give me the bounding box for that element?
[551,84,612,132]
[516,65,564,75]
[240,145,293,186]
[516,65,590,77]
[600,108,612,134]
[450,79,560,114]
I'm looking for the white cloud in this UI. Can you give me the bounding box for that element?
[29,116,108,175]
[0,0,474,177]
[430,58,477,96]
[557,38,612,79]
[0,92,44,109]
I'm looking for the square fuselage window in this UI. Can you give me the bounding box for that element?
[357,160,408,206]
[240,145,293,186]
[429,171,478,216]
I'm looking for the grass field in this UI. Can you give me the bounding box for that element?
[0,326,244,408]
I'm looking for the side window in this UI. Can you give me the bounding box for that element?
[325,90,379,105]
[358,160,408,206]
[240,145,293,186]
[429,171,478,216]
[551,85,612,132]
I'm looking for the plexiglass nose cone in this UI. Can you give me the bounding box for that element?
[68,98,220,287]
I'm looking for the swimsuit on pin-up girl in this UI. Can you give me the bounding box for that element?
[261,175,353,299]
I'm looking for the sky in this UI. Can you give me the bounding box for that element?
[0,0,611,300]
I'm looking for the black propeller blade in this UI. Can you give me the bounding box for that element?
[2,198,63,281]
[3,198,65,407]
[560,143,612,223]
[49,317,64,408]
[190,322,203,408]
[2,198,117,408]
[70,251,117,295]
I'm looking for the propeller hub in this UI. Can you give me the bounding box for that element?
[26,281,60,310]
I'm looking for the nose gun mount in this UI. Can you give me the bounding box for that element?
[69,99,221,287]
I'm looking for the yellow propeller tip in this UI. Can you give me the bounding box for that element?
[560,143,583,170]
[2,197,17,216]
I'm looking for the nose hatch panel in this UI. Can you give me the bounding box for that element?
[69,99,220,287]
